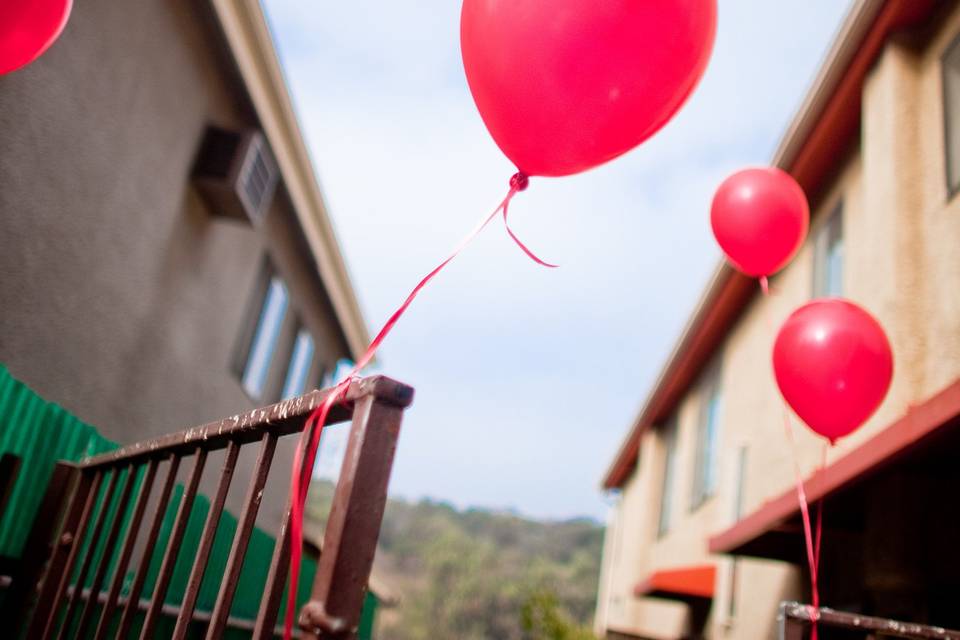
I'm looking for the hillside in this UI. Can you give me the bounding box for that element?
[306,481,602,640]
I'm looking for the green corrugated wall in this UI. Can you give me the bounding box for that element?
[0,364,116,558]
[0,364,377,639]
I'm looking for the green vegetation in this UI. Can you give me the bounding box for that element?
[306,481,601,640]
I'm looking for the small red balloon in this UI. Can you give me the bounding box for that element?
[773,299,893,443]
[0,0,72,75]
[711,167,809,277]
[460,0,717,177]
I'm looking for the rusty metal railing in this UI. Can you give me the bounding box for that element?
[779,602,960,639]
[13,375,413,639]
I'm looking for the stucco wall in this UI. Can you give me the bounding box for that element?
[597,5,960,638]
[0,0,352,532]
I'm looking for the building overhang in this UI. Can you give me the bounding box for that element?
[708,379,960,560]
[633,564,716,602]
[601,0,939,491]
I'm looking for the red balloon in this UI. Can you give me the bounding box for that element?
[460,0,717,177]
[0,0,71,75]
[773,299,893,443]
[711,167,809,278]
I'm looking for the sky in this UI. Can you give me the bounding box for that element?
[262,1,853,521]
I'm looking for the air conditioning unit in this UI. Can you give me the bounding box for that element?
[192,126,279,225]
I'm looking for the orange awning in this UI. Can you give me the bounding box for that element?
[634,565,716,601]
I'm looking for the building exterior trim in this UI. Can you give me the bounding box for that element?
[601,0,938,490]
[708,378,960,555]
[209,0,370,360]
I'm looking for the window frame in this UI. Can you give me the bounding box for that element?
[280,323,316,400]
[942,32,960,199]
[233,261,289,402]
[812,201,844,298]
[691,362,722,510]
[656,416,679,537]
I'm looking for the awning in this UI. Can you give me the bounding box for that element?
[709,379,960,560]
[634,565,716,601]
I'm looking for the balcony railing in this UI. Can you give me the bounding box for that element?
[7,375,413,639]
[780,601,960,640]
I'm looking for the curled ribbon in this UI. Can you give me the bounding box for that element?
[284,173,553,638]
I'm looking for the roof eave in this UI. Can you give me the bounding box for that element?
[208,0,371,361]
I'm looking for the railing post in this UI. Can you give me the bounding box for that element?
[0,452,22,523]
[27,465,96,640]
[7,462,77,630]
[298,394,404,639]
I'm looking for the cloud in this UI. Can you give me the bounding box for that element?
[263,0,852,519]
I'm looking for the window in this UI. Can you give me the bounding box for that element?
[812,203,843,298]
[657,417,678,537]
[732,446,748,521]
[281,327,315,399]
[943,33,960,195]
[240,276,288,400]
[728,446,748,619]
[691,364,722,509]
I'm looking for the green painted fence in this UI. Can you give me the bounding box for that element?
[0,364,378,638]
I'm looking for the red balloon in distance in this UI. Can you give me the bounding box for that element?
[461,0,717,178]
[773,299,893,443]
[0,0,71,75]
[711,167,809,277]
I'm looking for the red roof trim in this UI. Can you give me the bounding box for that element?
[634,564,716,600]
[709,378,960,554]
[789,0,935,195]
[602,0,938,490]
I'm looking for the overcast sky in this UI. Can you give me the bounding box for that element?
[262,1,853,521]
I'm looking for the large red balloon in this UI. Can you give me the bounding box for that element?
[460,0,717,177]
[711,167,809,278]
[0,0,71,75]
[773,299,893,443]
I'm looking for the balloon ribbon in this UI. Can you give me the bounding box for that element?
[284,173,553,638]
[760,279,825,640]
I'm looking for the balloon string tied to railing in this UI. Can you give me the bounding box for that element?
[760,280,825,640]
[284,172,551,639]
[780,410,827,640]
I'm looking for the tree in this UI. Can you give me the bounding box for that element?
[521,587,597,640]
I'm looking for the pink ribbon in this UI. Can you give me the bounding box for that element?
[284,173,552,638]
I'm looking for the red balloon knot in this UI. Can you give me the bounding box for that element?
[509,172,529,191]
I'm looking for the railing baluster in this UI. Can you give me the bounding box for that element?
[116,454,181,639]
[92,458,158,640]
[75,464,138,636]
[55,468,120,640]
[206,432,278,640]
[253,431,316,640]
[138,447,207,640]
[171,441,241,639]
[24,463,88,638]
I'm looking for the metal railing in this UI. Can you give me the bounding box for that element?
[12,375,413,639]
[780,602,960,640]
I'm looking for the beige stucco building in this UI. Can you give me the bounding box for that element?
[595,1,960,637]
[0,0,369,534]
